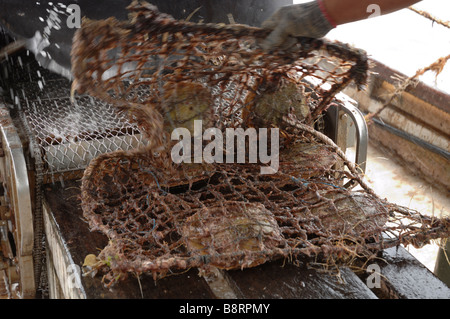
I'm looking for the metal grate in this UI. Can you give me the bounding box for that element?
[3,52,146,179]
[22,94,145,175]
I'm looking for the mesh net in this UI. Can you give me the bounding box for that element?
[1,49,146,181]
[23,95,145,176]
[72,2,450,285]
[70,1,368,147]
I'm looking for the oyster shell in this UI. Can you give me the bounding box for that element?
[179,201,284,270]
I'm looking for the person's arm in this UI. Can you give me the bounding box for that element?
[324,0,420,25]
[262,0,421,50]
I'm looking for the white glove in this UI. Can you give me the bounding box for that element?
[261,1,336,51]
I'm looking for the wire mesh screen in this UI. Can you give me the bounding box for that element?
[22,94,145,175]
[1,50,146,180]
[72,2,450,285]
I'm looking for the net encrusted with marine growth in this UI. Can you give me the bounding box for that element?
[71,1,450,286]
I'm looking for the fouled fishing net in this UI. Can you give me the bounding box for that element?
[71,1,450,285]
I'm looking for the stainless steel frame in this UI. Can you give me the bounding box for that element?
[0,103,35,298]
[326,93,368,174]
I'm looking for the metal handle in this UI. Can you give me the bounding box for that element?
[337,100,368,174]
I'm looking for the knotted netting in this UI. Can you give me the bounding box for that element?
[71,1,450,285]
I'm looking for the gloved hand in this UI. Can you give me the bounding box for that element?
[261,1,336,51]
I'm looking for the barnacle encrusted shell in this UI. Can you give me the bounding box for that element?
[179,201,284,270]
[162,81,213,134]
[243,80,310,128]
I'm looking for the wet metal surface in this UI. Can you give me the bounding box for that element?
[225,261,377,299]
[376,247,450,299]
